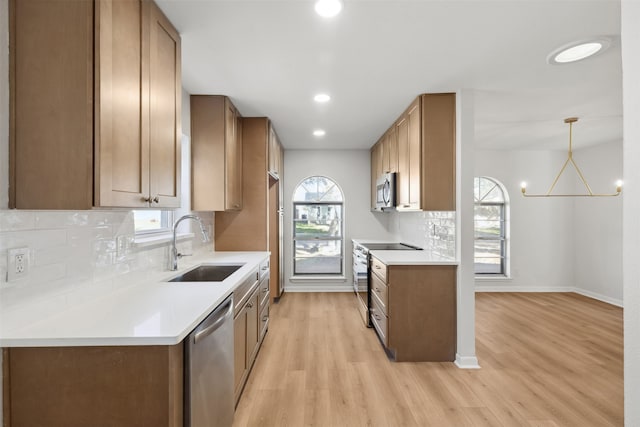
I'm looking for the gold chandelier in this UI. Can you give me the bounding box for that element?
[520,117,622,198]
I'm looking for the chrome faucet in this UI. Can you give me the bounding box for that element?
[169,214,210,271]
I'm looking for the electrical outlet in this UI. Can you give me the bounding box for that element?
[7,247,29,282]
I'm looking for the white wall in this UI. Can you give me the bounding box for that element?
[622,0,640,423]
[474,150,575,290]
[283,149,394,291]
[474,143,623,305]
[573,141,623,304]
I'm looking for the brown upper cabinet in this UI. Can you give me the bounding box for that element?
[372,93,456,212]
[370,138,384,210]
[268,125,283,180]
[382,127,398,174]
[190,96,243,211]
[9,0,181,209]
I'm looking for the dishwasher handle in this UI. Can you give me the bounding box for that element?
[193,297,233,344]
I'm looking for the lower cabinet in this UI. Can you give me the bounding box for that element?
[370,256,457,362]
[233,262,270,405]
[2,344,184,427]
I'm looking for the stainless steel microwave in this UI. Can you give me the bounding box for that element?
[376,172,396,210]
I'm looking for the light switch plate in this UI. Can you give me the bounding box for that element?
[7,247,29,282]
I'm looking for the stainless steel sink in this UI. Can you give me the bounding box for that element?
[168,264,244,282]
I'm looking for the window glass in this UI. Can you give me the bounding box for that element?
[133,210,173,234]
[293,176,344,275]
[474,177,508,276]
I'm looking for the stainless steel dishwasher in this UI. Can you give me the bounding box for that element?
[185,295,234,427]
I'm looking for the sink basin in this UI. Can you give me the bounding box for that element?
[168,264,244,282]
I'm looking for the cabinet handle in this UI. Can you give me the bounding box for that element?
[375,265,381,269]
[262,316,268,322]
[143,195,160,203]
[247,302,254,308]
[233,204,240,208]
[375,287,381,293]
[374,314,381,321]
[403,204,411,208]
[262,287,269,293]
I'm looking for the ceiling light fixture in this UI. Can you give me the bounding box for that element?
[521,117,622,197]
[314,93,331,103]
[313,129,326,137]
[314,0,343,18]
[547,38,611,65]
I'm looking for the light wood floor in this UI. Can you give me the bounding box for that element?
[233,292,623,426]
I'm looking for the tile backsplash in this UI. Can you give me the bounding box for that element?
[389,210,456,259]
[0,209,214,307]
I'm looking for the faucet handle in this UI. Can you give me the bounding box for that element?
[177,252,193,259]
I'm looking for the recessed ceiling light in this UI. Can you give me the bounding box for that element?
[314,0,342,18]
[547,38,611,65]
[313,129,326,137]
[314,93,331,103]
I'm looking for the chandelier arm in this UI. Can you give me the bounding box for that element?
[569,157,595,196]
[546,157,572,196]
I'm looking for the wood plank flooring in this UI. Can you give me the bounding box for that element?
[233,292,623,426]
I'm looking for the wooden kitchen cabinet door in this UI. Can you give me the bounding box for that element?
[234,308,248,397]
[385,127,398,173]
[370,141,380,210]
[95,0,150,207]
[421,93,456,211]
[9,0,95,209]
[407,98,422,209]
[191,95,243,211]
[3,345,183,427]
[396,115,410,208]
[148,0,181,208]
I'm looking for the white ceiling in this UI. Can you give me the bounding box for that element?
[156,0,622,151]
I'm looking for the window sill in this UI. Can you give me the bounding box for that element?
[289,275,347,283]
[475,275,511,281]
[134,232,194,248]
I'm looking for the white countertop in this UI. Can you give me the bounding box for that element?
[0,251,269,347]
[369,250,458,265]
[352,238,458,266]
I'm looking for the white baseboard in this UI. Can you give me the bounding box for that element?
[572,288,623,307]
[475,285,623,307]
[285,284,353,293]
[455,354,480,369]
[475,285,574,293]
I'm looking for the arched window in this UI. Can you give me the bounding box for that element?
[474,177,509,276]
[293,176,344,275]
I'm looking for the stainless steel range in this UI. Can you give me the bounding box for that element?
[352,241,422,326]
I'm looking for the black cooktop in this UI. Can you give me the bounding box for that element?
[361,243,422,251]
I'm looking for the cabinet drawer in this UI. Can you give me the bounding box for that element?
[371,256,387,282]
[259,275,270,310]
[370,296,388,346]
[259,302,269,342]
[234,269,259,317]
[370,272,388,315]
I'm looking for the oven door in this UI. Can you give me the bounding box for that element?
[353,252,370,326]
